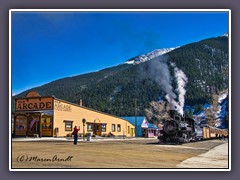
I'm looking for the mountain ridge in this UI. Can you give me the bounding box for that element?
[12,34,229,117]
[124,47,177,65]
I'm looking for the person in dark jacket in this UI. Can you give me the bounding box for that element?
[73,126,80,145]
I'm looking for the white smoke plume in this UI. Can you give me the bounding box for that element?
[165,94,181,114]
[147,56,177,100]
[171,62,188,116]
[146,56,181,113]
[144,56,188,116]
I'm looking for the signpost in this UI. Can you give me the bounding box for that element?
[82,118,86,141]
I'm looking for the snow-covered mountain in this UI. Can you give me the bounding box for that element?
[221,32,228,37]
[125,32,227,66]
[13,34,228,117]
[192,91,229,129]
[214,92,228,128]
[124,47,177,65]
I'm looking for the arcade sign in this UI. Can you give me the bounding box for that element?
[16,97,53,111]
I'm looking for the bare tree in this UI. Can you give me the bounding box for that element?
[145,101,170,127]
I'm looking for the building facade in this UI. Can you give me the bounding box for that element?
[13,91,135,137]
[121,116,159,137]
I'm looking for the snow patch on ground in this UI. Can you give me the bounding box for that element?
[176,142,228,168]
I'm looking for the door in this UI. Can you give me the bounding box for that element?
[93,123,102,136]
[27,115,40,137]
[131,128,134,136]
[41,115,53,137]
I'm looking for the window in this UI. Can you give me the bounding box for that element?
[41,116,52,130]
[15,118,27,130]
[87,123,93,132]
[101,124,106,132]
[112,124,116,132]
[128,126,130,134]
[117,124,121,132]
[15,115,27,135]
[64,121,73,131]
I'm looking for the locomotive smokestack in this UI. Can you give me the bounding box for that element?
[169,109,176,119]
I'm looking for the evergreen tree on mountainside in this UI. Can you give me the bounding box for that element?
[12,36,229,117]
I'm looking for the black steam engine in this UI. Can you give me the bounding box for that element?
[158,110,196,144]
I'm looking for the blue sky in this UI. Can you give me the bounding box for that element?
[11,11,229,95]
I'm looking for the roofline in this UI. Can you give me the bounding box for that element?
[120,116,146,127]
[14,95,55,100]
[54,97,134,125]
[125,121,134,127]
[13,95,136,126]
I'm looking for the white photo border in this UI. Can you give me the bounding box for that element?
[9,9,231,171]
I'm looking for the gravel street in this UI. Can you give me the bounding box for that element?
[11,138,229,169]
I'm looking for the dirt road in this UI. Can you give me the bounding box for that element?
[11,138,228,169]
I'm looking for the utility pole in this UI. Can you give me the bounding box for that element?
[134,99,137,137]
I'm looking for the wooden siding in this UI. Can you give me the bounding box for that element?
[53,99,135,137]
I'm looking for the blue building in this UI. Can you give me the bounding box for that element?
[121,116,159,137]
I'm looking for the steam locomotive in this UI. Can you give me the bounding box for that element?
[158,110,229,144]
[158,110,197,144]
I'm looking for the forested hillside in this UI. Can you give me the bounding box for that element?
[12,35,228,116]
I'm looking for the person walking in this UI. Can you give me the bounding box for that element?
[73,126,80,145]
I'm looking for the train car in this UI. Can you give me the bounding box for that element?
[197,125,228,140]
[202,126,210,139]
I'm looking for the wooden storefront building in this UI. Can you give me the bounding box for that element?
[12,91,135,137]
